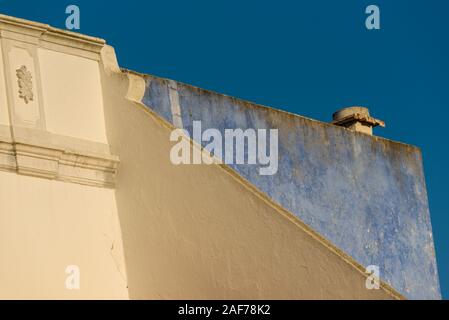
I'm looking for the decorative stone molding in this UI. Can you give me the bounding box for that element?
[0,125,119,188]
[1,39,46,130]
[0,14,105,61]
[16,65,34,104]
[0,14,116,187]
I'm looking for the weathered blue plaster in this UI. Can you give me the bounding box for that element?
[142,75,441,299]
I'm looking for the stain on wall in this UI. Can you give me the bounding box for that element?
[100,67,400,299]
[142,75,441,300]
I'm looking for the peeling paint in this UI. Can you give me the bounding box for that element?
[142,75,441,300]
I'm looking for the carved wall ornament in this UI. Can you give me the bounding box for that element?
[16,65,34,104]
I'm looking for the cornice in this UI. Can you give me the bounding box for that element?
[0,14,105,60]
[0,125,119,188]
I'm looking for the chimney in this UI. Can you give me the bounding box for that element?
[332,107,385,136]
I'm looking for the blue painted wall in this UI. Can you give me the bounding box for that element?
[143,75,440,300]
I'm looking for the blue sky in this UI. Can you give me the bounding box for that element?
[1,0,447,299]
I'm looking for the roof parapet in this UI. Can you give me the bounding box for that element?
[0,14,105,60]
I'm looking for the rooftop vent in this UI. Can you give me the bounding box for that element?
[332,107,385,136]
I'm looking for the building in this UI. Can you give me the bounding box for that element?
[0,14,440,299]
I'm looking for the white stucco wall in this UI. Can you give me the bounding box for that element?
[38,49,108,143]
[0,170,128,299]
[0,14,404,300]
[0,41,10,126]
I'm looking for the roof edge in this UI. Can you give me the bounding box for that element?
[0,14,105,60]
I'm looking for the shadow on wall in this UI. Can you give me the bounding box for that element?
[141,76,440,300]
[98,47,400,300]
